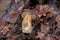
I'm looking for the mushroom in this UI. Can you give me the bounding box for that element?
[21,12,36,33]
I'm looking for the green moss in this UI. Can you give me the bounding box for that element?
[0,9,3,14]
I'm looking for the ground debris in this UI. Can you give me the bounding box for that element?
[0,0,60,40]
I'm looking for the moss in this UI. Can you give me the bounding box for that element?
[0,9,3,14]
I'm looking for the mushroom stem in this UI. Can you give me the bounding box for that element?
[22,14,33,33]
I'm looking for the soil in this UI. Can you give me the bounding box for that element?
[0,0,60,40]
